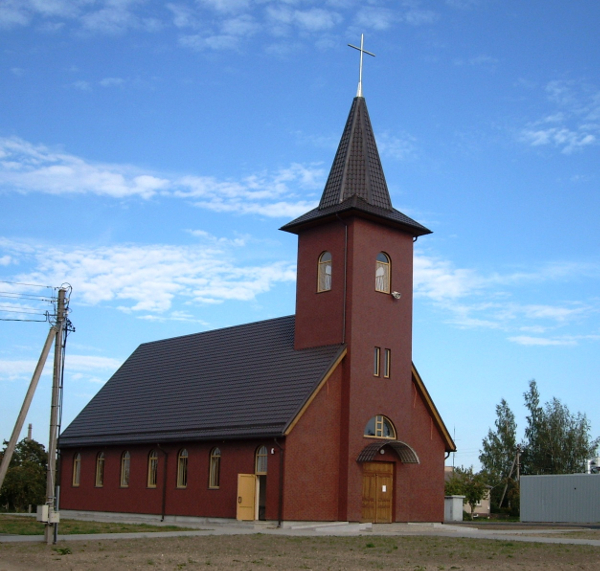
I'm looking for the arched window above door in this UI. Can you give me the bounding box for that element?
[375,252,391,293]
[317,251,332,292]
[364,415,396,439]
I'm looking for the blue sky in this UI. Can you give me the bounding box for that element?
[1,0,599,471]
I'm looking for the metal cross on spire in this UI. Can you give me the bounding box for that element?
[348,34,375,98]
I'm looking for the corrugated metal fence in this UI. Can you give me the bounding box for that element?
[521,474,600,523]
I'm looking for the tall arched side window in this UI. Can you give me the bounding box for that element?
[317,251,332,292]
[209,447,221,489]
[364,415,396,439]
[147,450,158,488]
[120,451,130,487]
[255,445,268,475]
[72,453,81,487]
[375,252,391,293]
[177,449,188,488]
[95,452,104,487]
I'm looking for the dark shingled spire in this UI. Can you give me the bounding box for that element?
[281,96,431,237]
[319,96,392,211]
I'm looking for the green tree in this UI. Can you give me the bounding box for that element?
[479,399,518,510]
[521,380,600,475]
[444,466,488,519]
[0,438,47,512]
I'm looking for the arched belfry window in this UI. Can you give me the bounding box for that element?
[364,415,396,439]
[317,251,332,292]
[375,252,391,293]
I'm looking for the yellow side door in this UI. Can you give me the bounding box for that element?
[236,473,257,521]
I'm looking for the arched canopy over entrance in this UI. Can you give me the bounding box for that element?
[357,440,420,464]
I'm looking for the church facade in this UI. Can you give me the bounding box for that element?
[59,93,456,524]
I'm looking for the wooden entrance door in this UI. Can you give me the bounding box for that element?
[361,462,394,523]
[236,474,257,521]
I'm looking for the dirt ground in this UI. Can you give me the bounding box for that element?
[2,533,600,571]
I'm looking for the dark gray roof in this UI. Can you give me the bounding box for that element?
[59,316,345,448]
[280,97,431,237]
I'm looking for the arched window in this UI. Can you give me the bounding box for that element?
[375,252,391,293]
[209,447,221,489]
[147,450,159,488]
[177,449,188,488]
[255,445,268,475]
[317,251,332,292]
[364,415,396,439]
[72,453,81,487]
[120,451,130,487]
[95,452,104,487]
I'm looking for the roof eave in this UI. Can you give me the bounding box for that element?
[280,207,432,238]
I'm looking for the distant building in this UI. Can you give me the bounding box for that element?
[59,91,456,524]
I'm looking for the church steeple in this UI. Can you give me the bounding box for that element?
[318,96,393,211]
[281,96,431,237]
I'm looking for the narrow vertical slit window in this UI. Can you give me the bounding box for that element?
[147,450,158,488]
[375,252,391,293]
[177,449,188,488]
[120,451,130,487]
[317,251,332,292]
[373,347,381,377]
[95,452,104,487]
[209,447,221,489]
[384,348,391,378]
[72,453,81,487]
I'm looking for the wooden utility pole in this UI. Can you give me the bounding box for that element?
[0,326,56,493]
[44,288,66,545]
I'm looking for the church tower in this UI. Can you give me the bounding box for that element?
[281,90,439,521]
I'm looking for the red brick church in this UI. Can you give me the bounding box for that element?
[59,88,456,524]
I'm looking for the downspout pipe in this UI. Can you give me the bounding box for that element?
[273,438,285,528]
[157,444,169,522]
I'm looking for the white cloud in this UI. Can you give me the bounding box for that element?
[72,80,92,91]
[414,252,600,344]
[0,137,169,198]
[507,336,577,347]
[377,131,417,161]
[520,79,600,154]
[99,77,126,87]
[0,136,323,217]
[0,235,296,314]
[353,7,397,31]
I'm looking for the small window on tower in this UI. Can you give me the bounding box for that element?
[383,348,391,378]
[373,347,381,376]
[317,251,332,292]
[375,252,391,293]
